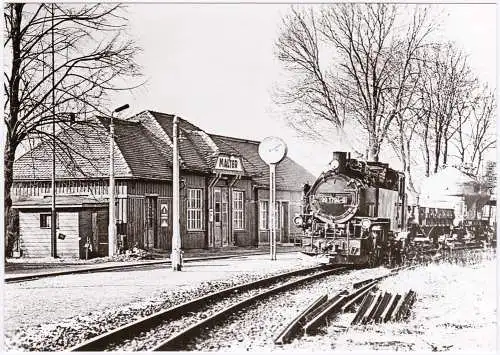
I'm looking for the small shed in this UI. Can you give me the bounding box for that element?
[13,196,108,258]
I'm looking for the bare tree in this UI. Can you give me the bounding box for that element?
[452,85,496,175]
[389,87,422,192]
[275,4,434,161]
[415,42,477,174]
[4,3,143,255]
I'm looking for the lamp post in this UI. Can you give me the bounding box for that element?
[171,115,182,271]
[50,3,57,258]
[108,104,129,258]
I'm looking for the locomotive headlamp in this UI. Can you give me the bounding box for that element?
[329,159,340,170]
[293,215,303,226]
[361,219,372,230]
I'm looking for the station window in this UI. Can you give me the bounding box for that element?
[232,191,245,230]
[214,190,221,223]
[40,213,58,229]
[259,201,283,230]
[187,188,203,230]
[259,201,268,230]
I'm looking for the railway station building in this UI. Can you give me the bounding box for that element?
[11,111,315,258]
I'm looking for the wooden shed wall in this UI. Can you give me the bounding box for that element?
[19,211,79,258]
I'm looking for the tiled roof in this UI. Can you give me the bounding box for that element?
[185,131,218,168]
[208,134,316,191]
[13,120,132,180]
[14,110,315,191]
[146,111,210,173]
[99,117,173,179]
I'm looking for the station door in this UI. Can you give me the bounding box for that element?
[280,201,289,243]
[95,210,109,257]
[214,187,230,247]
[145,196,158,249]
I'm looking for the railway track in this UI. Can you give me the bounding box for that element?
[68,264,348,351]
[4,253,273,283]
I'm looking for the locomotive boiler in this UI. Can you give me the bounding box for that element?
[294,152,407,266]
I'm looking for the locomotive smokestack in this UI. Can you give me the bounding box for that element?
[331,151,348,172]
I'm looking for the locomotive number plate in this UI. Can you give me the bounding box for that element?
[317,194,348,204]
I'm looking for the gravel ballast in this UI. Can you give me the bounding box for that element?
[187,267,389,351]
[4,253,320,351]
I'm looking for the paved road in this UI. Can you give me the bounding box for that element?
[4,252,318,334]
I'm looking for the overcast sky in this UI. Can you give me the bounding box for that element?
[110,3,496,175]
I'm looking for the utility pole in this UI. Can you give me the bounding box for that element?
[50,3,57,258]
[108,104,129,257]
[171,116,183,271]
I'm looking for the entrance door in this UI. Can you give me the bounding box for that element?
[145,196,158,249]
[221,189,229,246]
[274,201,281,243]
[214,189,222,247]
[96,210,108,257]
[281,202,289,243]
[214,187,229,247]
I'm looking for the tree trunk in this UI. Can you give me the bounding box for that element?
[443,138,449,167]
[4,140,18,257]
[405,139,416,192]
[368,135,379,162]
[423,118,430,177]
[434,133,441,174]
[4,4,23,257]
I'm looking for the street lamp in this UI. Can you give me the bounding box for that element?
[171,115,183,271]
[108,104,129,257]
[50,112,76,259]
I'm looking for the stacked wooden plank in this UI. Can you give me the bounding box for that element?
[351,290,416,325]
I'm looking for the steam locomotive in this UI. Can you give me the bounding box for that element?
[294,151,495,267]
[294,152,407,267]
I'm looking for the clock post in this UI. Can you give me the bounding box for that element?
[258,137,287,261]
[269,163,277,260]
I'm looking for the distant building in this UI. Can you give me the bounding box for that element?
[419,166,492,223]
[482,160,497,227]
[484,160,496,188]
[12,111,315,258]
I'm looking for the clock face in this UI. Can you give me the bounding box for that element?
[258,136,287,164]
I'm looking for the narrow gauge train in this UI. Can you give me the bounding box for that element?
[293,152,407,267]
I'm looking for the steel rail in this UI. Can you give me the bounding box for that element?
[274,265,412,344]
[5,252,288,283]
[68,264,337,352]
[151,266,348,351]
[274,294,328,345]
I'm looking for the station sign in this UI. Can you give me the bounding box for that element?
[214,155,243,173]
